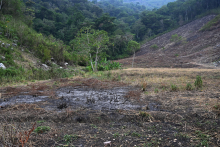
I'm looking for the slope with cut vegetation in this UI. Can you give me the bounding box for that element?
[117,15,220,68]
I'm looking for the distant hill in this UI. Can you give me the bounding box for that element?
[90,0,176,9]
[117,15,220,69]
[123,0,176,9]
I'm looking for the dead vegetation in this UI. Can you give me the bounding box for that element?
[0,68,220,146]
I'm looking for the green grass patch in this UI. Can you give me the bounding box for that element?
[200,14,220,31]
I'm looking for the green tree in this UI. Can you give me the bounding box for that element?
[127,40,140,67]
[71,27,109,71]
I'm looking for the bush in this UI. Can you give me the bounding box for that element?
[171,84,178,91]
[150,44,159,49]
[34,126,50,134]
[194,75,203,88]
[186,83,193,91]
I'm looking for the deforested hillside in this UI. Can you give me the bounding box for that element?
[117,15,220,68]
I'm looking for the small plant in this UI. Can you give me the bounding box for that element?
[194,75,203,89]
[19,123,36,147]
[213,103,220,110]
[131,132,141,137]
[150,44,159,49]
[113,132,120,138]
[186,83,193,91]
[37,120,45,124]
[34,126,50,134]
[175,54,179,57]
[64,134,78,143]
[139,111,150,117]
[154,88,159,93]
[107,71,112,78]
[171,84,178,91]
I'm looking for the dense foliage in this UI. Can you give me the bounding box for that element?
[1,0,220,71]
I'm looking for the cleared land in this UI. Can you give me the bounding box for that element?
[0,68,220,146]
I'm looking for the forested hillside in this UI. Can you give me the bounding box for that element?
[0,0,220,72]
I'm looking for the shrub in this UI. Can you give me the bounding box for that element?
[150,44,159,49]
[194,75,203,88]
[171,84,178,91]
[154,88,159,93]
[186,83,193,91]
[34,126,50,134]
[139,111,150,117]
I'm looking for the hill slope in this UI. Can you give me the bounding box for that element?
[117,15,220,68]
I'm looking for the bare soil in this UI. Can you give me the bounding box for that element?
[0,68,220,147]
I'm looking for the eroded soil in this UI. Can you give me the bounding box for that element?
[0,70,220,147]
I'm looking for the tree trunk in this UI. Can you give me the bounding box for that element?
[0,0,2,10]
[90,53,94,71]
[94,47,100,71]
[132,50,135,68]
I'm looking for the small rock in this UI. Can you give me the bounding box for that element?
[13,40,18,43]
[0,63,6,69]
[0,32,2,35]
[174,139,177,142]
[104,141,111,146]
[60,67,63,69]
[64,62,68,66]
[12,43,17,47]
[1,56,5,60]
[42,64,49,69]
[5,44,10,48]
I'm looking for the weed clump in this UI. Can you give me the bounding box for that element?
[150,44,159,49]
[194,75,203,89]
[139,111,150,117]
[171,84,178,91]
[154,88,159,93]
[34,126,50,134]
[186,83,193,91]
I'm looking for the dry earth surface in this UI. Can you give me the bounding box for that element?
[117,15,220,69]
[0,68,220,147]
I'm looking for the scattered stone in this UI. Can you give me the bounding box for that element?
[1,43,5,47]
[42,64,49,70]
[21,49,24,52]
[12,43,17,47]
[0,32,2,35]
[104,141,111,146]
[60,67,63,69]
[5,44,10,48]
[4,33,9,37]
[1,56,5,60]
[64,62,68,66]
[173,139,177,142]
[11,48,13,50]
[0,63,6,69]
[13,40,18,43]
[51,58,55,62]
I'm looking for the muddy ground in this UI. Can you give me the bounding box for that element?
[0,69,220,147]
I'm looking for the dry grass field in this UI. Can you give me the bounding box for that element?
[0,68,220,147]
